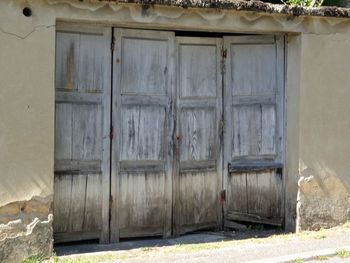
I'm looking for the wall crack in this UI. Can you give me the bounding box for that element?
[0,24,55,40]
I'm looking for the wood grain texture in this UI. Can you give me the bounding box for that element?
[177,171,219,230]
[174,37,222,235]
[179,108,216,161]
[53,173,102,238]
[231,104,276,158]
[121,37,168,95]
[178,42,217,98]
[246,171,283,218]
[54,25,111,243]
[120,105,166,161]
[111,28,175,241]
[55,31,105,92]
[223,35,285,224]
[230,43,276,96]
[227,173,247,213]
[118,172,165,237]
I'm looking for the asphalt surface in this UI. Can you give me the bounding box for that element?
[55,228,350,263]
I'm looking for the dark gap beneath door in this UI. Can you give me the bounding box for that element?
[175,31,260,38]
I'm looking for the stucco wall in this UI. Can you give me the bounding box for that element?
[296,33,350,230]
[0,0,350,261]
[0,1,55,261]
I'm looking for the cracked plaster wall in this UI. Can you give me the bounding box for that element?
[0,0,350,260]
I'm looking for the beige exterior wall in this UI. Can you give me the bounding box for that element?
[0,0,349,261]
[297,33,350,230]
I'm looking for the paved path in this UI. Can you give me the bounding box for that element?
[55,228,350,263]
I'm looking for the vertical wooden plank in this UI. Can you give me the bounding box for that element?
[276,35,286,164]
[84,174,102,232]
[179,44,217,98]
[261,104,277,155]
[227,173,247,213]
[53,175,73,233]
[78,33,105,92]
[55,32,80,91]
[179,108,216,161]
[120,106,165,161]
[118,172,165,237]
[247,171,282,218]
[231,43,276,96]
[110,27,122,243]
[69,174,87,232]
[54,103,72,160]
[164,33,175,238]
[72,104,103,160]
[276,35,286,223]
[100,27,112,244]
[121,37,168,95]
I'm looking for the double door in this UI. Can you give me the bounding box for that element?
[53,24,284,243]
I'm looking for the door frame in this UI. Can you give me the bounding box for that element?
[54,22,287,243]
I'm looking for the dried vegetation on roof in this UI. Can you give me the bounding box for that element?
[97,0,350,18]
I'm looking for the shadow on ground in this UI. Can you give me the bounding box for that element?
[55,226,285,256]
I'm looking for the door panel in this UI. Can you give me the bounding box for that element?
[111,28,175,242]
[120,106,166,161]
[223,35,284,226]
[179,108,216,161]
[174,37,222,235]
[54,24,111,243]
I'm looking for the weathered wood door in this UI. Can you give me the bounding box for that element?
[110,28,175,241]
[223,35,285,226]
[54,26,285,243]
[173,37,223,235]
[54,24,111,243]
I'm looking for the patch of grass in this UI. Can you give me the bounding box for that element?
[336,249,350,258]
[313,256,329,261]
[311,233,327,239]
[167,243,219,253]
[344,220,350,228]
[140,247,153,252]
[22,255,46,263]
[292,259,304,263]
[44,253,132,263]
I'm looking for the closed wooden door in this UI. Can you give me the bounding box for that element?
[53,24,111,243]
[223,35,285,226]
[173,37,223,235]
[110,28,175,242]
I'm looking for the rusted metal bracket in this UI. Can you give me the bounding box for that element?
[111,36,115,52]
[110,125,114,140]
[109,195,113,210]
[221,189,226,202]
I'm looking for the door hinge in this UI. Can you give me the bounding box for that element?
[222,48,227,59]
[111,36,115,52]
[110,125,114,140]
[219,119,226,134]
[109,196,113,209]
[221,46,227,75]
[221,190,226,202]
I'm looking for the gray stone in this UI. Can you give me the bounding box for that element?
[0,214,53,263]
